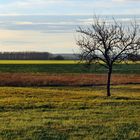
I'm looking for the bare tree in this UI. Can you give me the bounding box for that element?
[76,17,140,96]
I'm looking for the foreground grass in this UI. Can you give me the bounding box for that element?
[0,85,140,140]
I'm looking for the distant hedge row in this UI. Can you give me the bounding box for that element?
[0,52,64,60]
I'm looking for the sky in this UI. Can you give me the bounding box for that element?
[0,0,140,53]
[0,0,140,16]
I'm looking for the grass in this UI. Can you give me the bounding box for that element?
[0,85,140,139]
[0,63,139,74]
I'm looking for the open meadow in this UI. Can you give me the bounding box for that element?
[0,85,140,140]
[0,60,139,139]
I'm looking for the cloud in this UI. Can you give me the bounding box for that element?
[0,29,76,53]
[0,0,139,16]
[0,0,67,15]
[2,40,32,45]
[15,22,33,25]
[13,0,66,8]
[0,0,66,8]
[0,0,125,15]
[113,0,140,2]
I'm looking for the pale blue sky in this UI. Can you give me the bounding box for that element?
[0,0,139,53]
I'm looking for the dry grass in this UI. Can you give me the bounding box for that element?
[0,73,139,86]
[0,85,140,139]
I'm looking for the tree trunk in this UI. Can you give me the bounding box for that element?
[107,67,112,96]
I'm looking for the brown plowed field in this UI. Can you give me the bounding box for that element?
[0,73,139,86]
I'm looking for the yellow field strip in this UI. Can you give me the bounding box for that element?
[0,60,78,64]
[0,60,139,64]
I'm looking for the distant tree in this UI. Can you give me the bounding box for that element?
[0,52,53,60]
[127,54,140,61]
[54,55,65,60]
[76,17,140,96]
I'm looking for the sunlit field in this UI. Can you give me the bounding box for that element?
[0,60,139,65]
[0,85,140,140]
[0,60,77,64]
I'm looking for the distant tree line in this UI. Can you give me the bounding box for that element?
[0,52,138,61]
[127,54,140,61]
[0,52,66,60]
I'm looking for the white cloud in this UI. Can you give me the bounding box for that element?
[14,0,65,8]
[0,29,76,53]
[0,0,66,8]
[15,21,77,26]
[0,0,83,15]
[0,0,139,16]
[113,0,140,2]
[0,0,120,15]
[15,22,33,25]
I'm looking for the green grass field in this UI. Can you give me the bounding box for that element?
[0,85,140,140]
[0,60,139,74]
